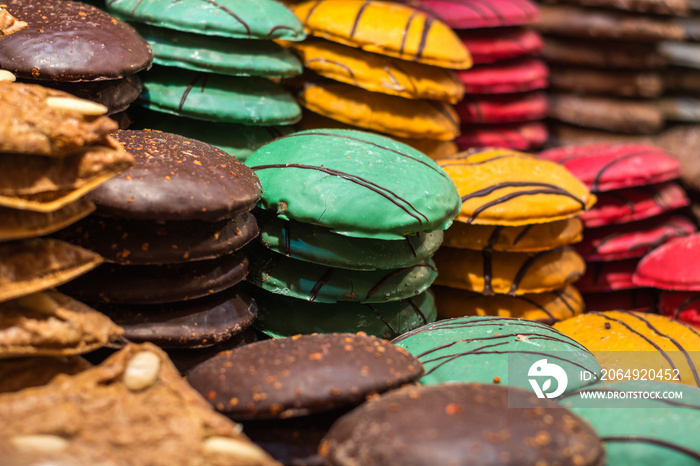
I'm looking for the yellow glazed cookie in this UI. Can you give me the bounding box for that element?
[298,81,460,140]
[434,284,584,324]
[439,148,596,226]
[433,246,585,295]
[291,38,464,103]
[443,217,583,252]
[292,0,472,69]
[554,311,700,387]
[295,109,459,158]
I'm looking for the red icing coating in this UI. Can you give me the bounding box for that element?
[455,91,547,124]
[659,291,700,328]
[576,215,696,261]
[459,27,542,64]
[539,142,681,192]
[579,182,689,228]
[577,259,639,292]
[455,121,547,151]
[455,58,548,94]
[398,0,540,29]
[634,233,700,290]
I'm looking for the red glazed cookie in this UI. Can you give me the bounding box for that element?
[659,291,700,328]
[455,92,548,124]
[579,182,689,227]
[576,215,695,261]
[634,233,700,290]
[456,121,548,151]
[456,58,548,94]
[459,27,542,64]
[577,259,638,292]
[539,142,681,192]
[400,0,540,29]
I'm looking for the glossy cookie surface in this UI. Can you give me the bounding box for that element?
[246,129,461,240]
[393,316,602,391]
[438,148,595,226]
[456,121,548,151]
[433,284,584,324]
[400,0,540,29]
[290,38,464,103]
[259,213,442,270]
[634,233,700,290]
[292,0,472,69]
[252,287,436,339]
[106,0,306,40]
[433,246,586,295]
[553,311,700,387]
[297,81,460,140]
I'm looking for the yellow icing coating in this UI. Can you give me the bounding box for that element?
[433,246,585,295]
[554,311,700,387]
[438,148,596,226]
[298,82,460,140]
[443,217,583,252]
[434,284,584,323]
[292,0,472,69]
[291,39,464,103]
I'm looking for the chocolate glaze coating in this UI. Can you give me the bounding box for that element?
[321,383,606,466]
[89,130,262,221]
[0,0,152,81]
[96,287,257,348]
[54,211,258,265]
[59,251,249,304]
[186,333,424,420]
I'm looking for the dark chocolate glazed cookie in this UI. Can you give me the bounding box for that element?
[88,130,262,221]
[320,383,605,466]
[186,333,424,420]
[0,0,152,82]
[54,212,258,265]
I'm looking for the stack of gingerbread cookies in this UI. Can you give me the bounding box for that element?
[432,147,595,324]
[533,0,700,143]
[283,0,471,159]
[540,142,696,312]
[56,129,263,359]
[400,0,550,152]
[244,129,461,339]
[104,0,305,161]
[0,79,131,392]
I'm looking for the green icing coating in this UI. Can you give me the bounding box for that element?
[245,129,461,240]
[130,108,291,162]
[560,381,700,465]
[392,316,602,394]
[246,245,438,304]
[135,23,302,78]
[140,66,301,125]
[258,212,444,270]
[250,286,437,340]
[105,0,305,41]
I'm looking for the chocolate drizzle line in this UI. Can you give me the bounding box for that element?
[416,16,434,60]
[267,25,297,37]
[282,222,291,257]
[407,297,428,325]
[279,132,446,177]
[179,73,209,112]
[404,234,419,257]
[589,312,684,382]
[400,11,418,57]
[365,262,437,300]
[388,60,416,93]
[677,293,700,318]
[625,312,700,386]
[553,288,579,318]
[591,150,656,192]
[601,437,700,461]
[309,268,336,302]
[480,226,503,295]
[303,0,323,24]
[363,303,398,335]
[512,224,534,246]
[201,0,251,38]
[306,58,357,85]
[251,163,428,224]
[439,154,527,167]
[515,295,558,322]
[350,2,371,39]
[508,249,560,295]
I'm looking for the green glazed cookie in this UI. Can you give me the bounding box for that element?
[393,316,602,394]
[251,287,437,339]
[258,213,443,270]
[247,245,438,304]
[246,129,461,240]
[560,381,700,466]
[105,0,306,41]
[130,108,291,162]
[135,23,303,78]
[139,66,301,125]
